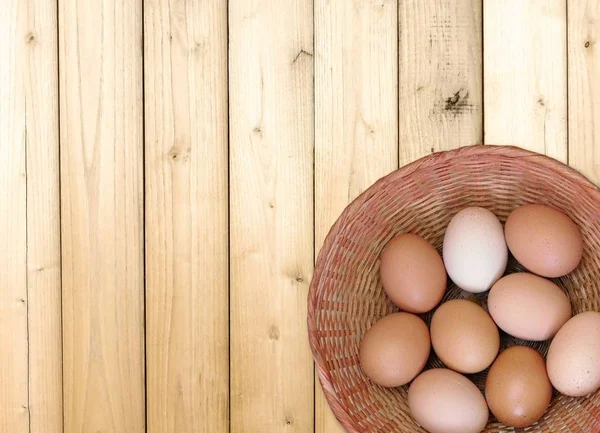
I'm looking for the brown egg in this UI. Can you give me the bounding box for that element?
[359,313,430,387]
[408,368,489,433]
[547,311,600,397]
[430,299,499,374]
[488,273,571,341]
[485,346,552,428]
[505,204,583,277]
[380,234,446,313]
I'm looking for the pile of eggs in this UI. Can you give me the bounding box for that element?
[359,204,600,433]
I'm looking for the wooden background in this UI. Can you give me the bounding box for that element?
[0,0,598,432]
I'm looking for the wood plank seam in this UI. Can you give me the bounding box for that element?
[25,0,64,431]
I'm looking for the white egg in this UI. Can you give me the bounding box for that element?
[443,207,507,293]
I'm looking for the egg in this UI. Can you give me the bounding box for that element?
[488,273,571,341]
[547,311,600,397]
[485,346,552,427]
[443,207,508,293]
[359,312,430,387]
[430,299,499,374]
[380,234,446,313]
[408,368,489,433]
[505,204,583,278]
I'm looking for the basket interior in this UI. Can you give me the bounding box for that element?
[310,147,600,433]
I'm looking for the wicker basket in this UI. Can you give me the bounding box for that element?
[308,145,600,433]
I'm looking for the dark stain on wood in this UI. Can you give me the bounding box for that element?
[26,32,36,45]
[268,326,280,340]
[440,89,474,116]
[292,49,313,66]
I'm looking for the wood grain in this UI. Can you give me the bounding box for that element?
[229,1,314,432]
[144,0,229,432]
[314,0,398,431]
[567,0,600,179]
[0,1,29,432]
[400,0,483,163]
[59,0,145,432]
[0,3,592,432]
[25,0,63,432]
[484,0,567,159]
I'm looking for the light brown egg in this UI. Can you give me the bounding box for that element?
[408,368,489,433]
[488,273,571,341]
[505,204,583,278]
[359,313,430,387]
[485,346,552,428]
[380,234,446,314]
[547,311,600,397]
[430,299,499,374]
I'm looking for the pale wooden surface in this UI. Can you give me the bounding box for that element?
[568,0,600,182]
[144,0,229,432]
[1,1,599,432]
[0,1,28,432]
[399,0,482,160]
[484,0,567,161]
[229,1,314,432]
[59,0,145,431]
[25,0,63,432]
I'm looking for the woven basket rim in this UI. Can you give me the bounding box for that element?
[307,144,600,433]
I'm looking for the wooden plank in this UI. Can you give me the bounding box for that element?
[314,0,398,431]
[229,1,314,432]
[144,0,229,432]
[567,0,600,180]
[59,0,145,431]
[0,1,29,432]
[24,0,63,432]
[484,0,567,159]
[400,0,483,163]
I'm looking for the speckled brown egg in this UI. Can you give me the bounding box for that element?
[380,234,446,314]
[488,273,572,341]
[485,346,552,428]
[505,204,583,278]
[430,299,499,374]
[409,368,489,433]
[359,312,430,387]
[547,311,600,397]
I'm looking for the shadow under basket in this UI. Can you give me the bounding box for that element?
[307,145,600,433]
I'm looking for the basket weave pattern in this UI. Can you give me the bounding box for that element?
[308,145,600,433]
